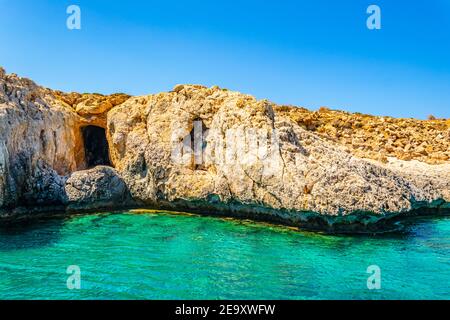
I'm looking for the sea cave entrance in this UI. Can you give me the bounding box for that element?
[82,125,112,168]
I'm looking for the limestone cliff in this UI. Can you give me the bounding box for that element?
[0,67,449,231]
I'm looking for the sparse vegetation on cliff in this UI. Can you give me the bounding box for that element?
[0,67,449,231]
[276,106,449,164]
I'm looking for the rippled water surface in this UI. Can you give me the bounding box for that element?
[0,211,449,299]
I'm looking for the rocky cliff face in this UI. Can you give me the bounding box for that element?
[0,69,83,210]
[0,69,127,214]
[0,67,449,231]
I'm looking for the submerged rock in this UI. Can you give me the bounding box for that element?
[0,67,448,232]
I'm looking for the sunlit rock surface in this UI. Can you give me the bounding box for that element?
[0,67,449,231]
[65,166,131,212]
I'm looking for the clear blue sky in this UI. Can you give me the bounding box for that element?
[1,0,449,119]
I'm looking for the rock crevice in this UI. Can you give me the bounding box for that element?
[0,68,449,232]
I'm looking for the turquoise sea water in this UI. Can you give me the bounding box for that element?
[0,211,449,300]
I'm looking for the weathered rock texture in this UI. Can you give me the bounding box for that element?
[65,166,131,212]
[0,67,449,231]
[277,106,450,164]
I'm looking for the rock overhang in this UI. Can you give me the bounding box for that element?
[0,67,449,232]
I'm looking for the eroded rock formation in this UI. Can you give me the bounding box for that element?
[65,166,131,212]
[0,67,449,231]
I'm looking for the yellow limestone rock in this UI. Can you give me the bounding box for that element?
[0,67,449,231]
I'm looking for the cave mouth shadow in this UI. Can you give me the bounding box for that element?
[82,125,112,168]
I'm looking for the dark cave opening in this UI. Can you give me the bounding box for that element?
[82,125,112,168]
[189,119,208,170]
